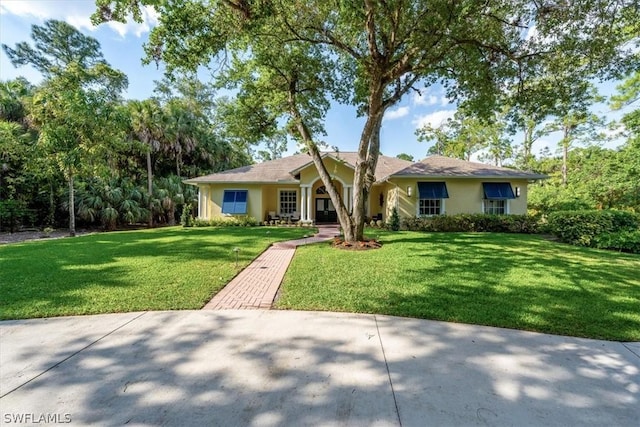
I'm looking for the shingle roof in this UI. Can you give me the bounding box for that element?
[184,153,547,185]
[389,155,547,180]
[184,152,414,184]
[184,154,310,184]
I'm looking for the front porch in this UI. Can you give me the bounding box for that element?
[261,180,353,224]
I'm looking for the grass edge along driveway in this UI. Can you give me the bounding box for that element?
[277,231,640,342]
[0,226,314,320]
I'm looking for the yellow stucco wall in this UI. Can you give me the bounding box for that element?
[262,185,300,219]
[387,178,530,216]
[194,170,531,221]
[298,157,354,187]
[199,184,264,221]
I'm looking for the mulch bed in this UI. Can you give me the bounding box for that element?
[0,230,93,245]
[331,237,382,250]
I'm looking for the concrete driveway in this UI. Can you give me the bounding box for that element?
[1,310,638,426]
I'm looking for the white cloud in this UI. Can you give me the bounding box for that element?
[412,89,439,106]
[0,1,157,38]
[0,0,51,19]
[412,109,456,129]
[101,6,159,38]
[384,106,410,121]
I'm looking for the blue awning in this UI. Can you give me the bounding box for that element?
[482,183,515,200]
[418,182,449,199]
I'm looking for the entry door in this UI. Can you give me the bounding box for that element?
[315,198,337,223]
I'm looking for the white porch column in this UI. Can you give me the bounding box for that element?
[306,186,312,221]
[300,186,306,220]
[198,188,203,218]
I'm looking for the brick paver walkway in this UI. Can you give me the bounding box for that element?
[203,225,340,310]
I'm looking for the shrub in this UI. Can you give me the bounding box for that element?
[190,216,258,227]
[180,203,194,227]
[239,216,259,227]
[388,207,400,231]
[401,214,540,233]
[547,210,640,246]
[595,230,640,253]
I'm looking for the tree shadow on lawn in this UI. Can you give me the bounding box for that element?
[377,233,640,341]
[0,228,293,318]
[1,311,637,425]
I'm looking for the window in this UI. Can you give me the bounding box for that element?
[279,190,297,215]
[483,199,506,215]
[418,182,449,216]
[221,190,248,214]
[420,199,442,215]
[482,183,514,215]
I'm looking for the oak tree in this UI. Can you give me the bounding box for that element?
[95,0,639,242]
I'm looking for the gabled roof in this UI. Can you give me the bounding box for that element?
[388,155,547,180]
[184,152,414,184]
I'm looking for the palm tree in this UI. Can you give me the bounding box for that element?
[154,175,184,226]
[75,177,148,230]
[162,100,199,177]
[127,99,164,227]
[0,78,33,124]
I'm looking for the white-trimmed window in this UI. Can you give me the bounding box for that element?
[481,182,515,215]
[483,199,506,215]
[417,182,449,216]
[419,199,442,215]
[279,190,297,215]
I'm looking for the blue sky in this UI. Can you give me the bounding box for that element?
[0,0,628,163]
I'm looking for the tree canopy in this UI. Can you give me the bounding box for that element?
[2,19,106,77]
[94,0,639,241]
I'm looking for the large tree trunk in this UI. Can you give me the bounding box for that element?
[350,81,385,242]
[167,203,176,226]
[287,86,356,240]
[68,169,76,237]
[287,74,387,243]
[146,149,153,227]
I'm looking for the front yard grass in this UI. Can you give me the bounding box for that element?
[276,231,640,341]
[0,226,313,319]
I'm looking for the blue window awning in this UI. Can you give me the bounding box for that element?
[222,190,248,214]
[483,183,515,200]
[418,182,449,199]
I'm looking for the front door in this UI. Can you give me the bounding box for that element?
[315,198,337,223]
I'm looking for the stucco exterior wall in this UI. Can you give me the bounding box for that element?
[199,184,264,221]
[298,157,354,187]
[387,178,530,216]
[262,185,300,219]
[194,172,531,221]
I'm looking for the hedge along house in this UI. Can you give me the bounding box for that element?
[184,152,547,223]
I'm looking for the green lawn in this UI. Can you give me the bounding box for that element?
[0,226,313,319]
[276,231,640,341]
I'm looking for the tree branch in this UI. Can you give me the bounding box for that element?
[364,0,383,61]
[221,0,251,20]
